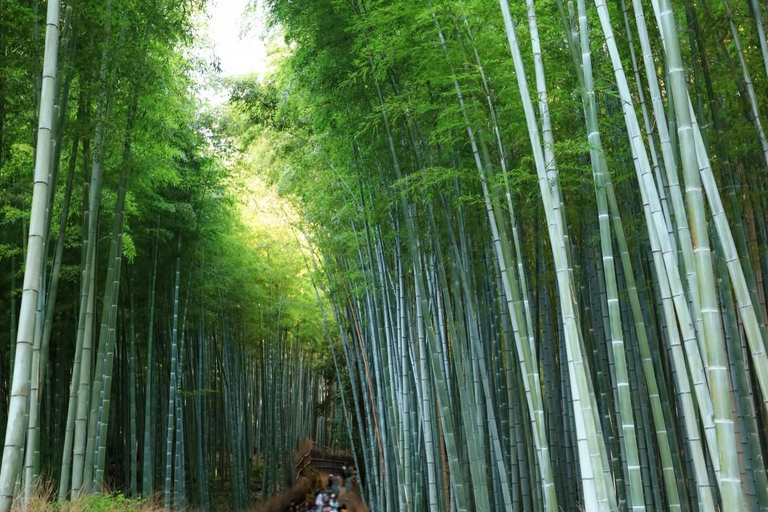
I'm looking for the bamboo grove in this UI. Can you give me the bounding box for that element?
[227,0,768,510]
[4,0,768,510]
[0,0,344,510]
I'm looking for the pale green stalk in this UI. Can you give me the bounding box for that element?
[654,0,747,506]
[749,0,768,82]
[71,253,96,498]
[722,0,768,169]
[0,0,60,506]
[498,2,613,508]
[592,0,719,506]
[575,0,645,507]
[165,237,182,509]
[142,223,159,498]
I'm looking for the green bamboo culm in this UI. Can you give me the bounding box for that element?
[0,0,60,507]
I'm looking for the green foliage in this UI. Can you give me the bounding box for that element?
[22,490,154,512]
[70,493,145,512]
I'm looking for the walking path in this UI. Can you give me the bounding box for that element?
[252,441,366,512]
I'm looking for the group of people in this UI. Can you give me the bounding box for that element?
[285,487,346,512]
[310,486,346,512]
[339,466,359,493]
[286,469,357,512]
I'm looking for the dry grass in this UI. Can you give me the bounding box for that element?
[10,481,174,512]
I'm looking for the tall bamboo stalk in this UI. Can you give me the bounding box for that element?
[0,0,60,507]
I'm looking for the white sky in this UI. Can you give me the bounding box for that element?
[207,0,268,77]
[196,0,271,105]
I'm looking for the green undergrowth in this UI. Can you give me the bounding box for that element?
[14,488,171,512]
